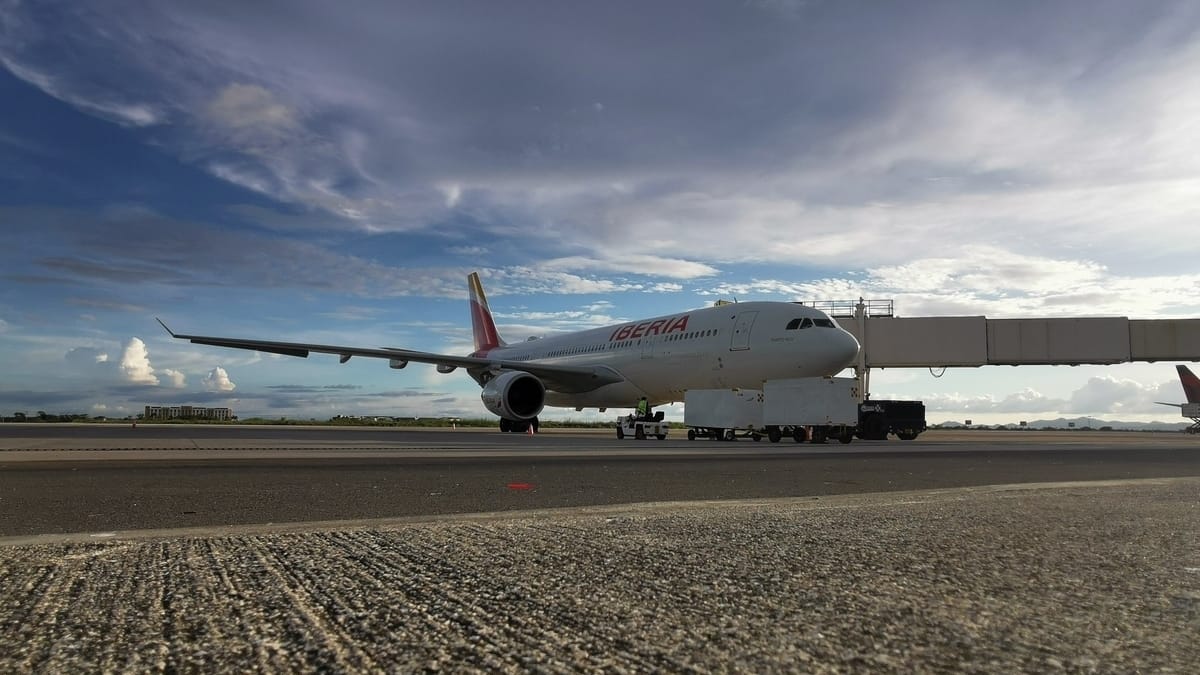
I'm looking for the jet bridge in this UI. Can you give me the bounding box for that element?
[801,300,1200,400]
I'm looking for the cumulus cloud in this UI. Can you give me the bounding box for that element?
[904,371,1187,420]
[118,337,158,385]
[1063,376,1181,415]
[202,367,236,392]
[161,368,186,388]
[919,389,1067,414]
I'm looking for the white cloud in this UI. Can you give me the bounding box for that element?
[6,2,1197,299]
[65,347,109,368]
[492,308,624,334]
[649,282,684,293]
[118,338,158,385]
[919,389,1067,414]
[894,370,1187,422]
[161,368,186,389]
[202,367,237,392]
[483,268,643,296]
[1063,376,1180,415]
[319,306,382,321]
[208,83,295,128]
[542,255,719,280]
[440,184,463,208]
[0,55,163,127]
[695,247,1200,319]
[205,83,299,150]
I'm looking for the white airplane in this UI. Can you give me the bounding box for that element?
[159,272,860,432]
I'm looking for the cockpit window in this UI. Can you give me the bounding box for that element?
[814,318,835,328]
[786,318,814,330]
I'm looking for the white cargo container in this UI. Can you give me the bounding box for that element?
[684,378,861,443]
[683,388,764,440]
[762,377,859,427]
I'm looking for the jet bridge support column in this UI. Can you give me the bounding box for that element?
[854,298,869,403]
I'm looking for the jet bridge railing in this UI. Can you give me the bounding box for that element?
[797,298,893,319]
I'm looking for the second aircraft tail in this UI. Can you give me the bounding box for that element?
[1179,365,1200,404]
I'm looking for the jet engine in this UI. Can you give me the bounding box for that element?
[480,370,545,421]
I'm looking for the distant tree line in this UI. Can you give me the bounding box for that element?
[3,411,99,423]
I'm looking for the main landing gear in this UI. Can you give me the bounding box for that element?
[499,417,539,433]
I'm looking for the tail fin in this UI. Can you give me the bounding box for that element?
[1179,365,1200,404]
[468,272,505,354]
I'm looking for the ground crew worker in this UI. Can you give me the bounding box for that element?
[636,396,650,420]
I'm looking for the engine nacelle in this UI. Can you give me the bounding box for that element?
[480,371,545,421]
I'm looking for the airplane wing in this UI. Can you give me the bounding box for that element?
[1153,402,1185,408]
[157,319,624,394]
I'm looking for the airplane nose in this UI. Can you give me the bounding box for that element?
[833,330,860,369]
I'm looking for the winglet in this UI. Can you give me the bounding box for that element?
[156,317,177,337]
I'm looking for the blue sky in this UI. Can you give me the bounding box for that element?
[1,0,1198,424]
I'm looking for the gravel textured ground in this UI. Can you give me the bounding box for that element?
[2,478,1198,673]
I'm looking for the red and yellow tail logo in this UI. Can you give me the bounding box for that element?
[468,272,504,355]
[1179,365,1200,404]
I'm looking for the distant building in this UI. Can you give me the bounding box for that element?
[144,405,233,421]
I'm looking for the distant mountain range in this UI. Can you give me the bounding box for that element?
[933,417,1193,432]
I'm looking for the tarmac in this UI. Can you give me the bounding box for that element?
[1,425,1198,672]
